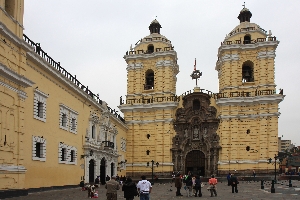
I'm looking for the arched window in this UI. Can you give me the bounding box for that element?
[242,61,254,82]
[145,69,154,90]
[92,125,95,139]
[244,34,251,44]
[147,44,154,53]
[193,99,200,110]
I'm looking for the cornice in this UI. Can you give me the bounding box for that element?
[220,84,277,91]
[0,21,33,52]
[216,94,285,106]
[0,165,27,173]
[218,112,281,119]
[124,50,177,61]
[125,118,174,125]
[119,101,178,112]
[0,80,27,100]
[0,63,35,87]
[217,41,279,57]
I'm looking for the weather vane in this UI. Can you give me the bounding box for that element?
[190,58,202,86]
[243,2,246,8]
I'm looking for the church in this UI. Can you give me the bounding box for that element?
[0,0,285,197]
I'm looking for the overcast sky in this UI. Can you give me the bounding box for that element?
[23,1,300,146]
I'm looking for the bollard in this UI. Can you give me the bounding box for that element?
[261,180,264,189]
[289,177,292,187]
[271,180,275,193]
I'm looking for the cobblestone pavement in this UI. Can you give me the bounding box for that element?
[7,180,300,200]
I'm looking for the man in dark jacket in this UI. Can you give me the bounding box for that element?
[174,173,183,196]
[185,171,193,197]
[122,177,138,200]
[194,175,202,197]
[230,174,238,193]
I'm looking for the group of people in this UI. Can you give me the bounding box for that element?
[103,175,152,200]
[92,172,241,199]
[174,171,218,197]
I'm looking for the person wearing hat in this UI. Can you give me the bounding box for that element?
[105,175,120,200]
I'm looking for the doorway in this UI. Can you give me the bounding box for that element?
[100,158,106,185]
[89,159,95,183]
[185,150,205,176]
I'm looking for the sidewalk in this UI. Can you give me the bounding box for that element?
[7,180,300,200]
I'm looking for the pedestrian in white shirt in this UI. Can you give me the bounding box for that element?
[136,175,152,200]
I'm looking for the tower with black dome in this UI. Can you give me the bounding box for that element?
[119,20,179,177]
[215,7,285,174]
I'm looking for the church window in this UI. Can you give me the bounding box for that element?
[58,143,77,165]
[242,61,254,82]
[70,150,75,162]
[247,129,250,134]
[147,44,154,53]
[146,150,150,155]
[193,99,200,110]
[92,125,95,139]
[246,146,250,151]
[33,89,48,122]
[61,148,67,161]
[61,114,67,127]
[145,69,154,90]
[59,104,78,133]
[32,136,46,162]
[244,34,251,44]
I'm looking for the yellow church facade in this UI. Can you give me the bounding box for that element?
[120,8,284,177]
[0,0,285,197]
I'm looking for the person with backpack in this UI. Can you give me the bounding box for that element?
[184,171,193,197]
[194,175,202,197]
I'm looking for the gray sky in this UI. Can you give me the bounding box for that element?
[24,1,300,146]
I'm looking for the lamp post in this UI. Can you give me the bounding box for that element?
[268,154,278,193]
[147,160,159,184]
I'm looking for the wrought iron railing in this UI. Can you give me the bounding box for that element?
[102,141,114,149]
[23,34,125,123]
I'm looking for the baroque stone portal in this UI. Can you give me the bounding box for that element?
[172,91,221,176]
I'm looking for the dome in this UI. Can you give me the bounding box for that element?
[149,19,162,34]
[238,7,252,23]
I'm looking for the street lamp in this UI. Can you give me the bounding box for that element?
[147,160,159,184]
[268,154,278,193]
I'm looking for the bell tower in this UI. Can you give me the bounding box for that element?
[215,7,285,174]
[119,19,179,177]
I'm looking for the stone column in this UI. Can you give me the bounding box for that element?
[174,153,178,171]
[213,149,217,175]
[207,153,211,176]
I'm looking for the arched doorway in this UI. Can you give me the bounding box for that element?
[89,159,95,183]
[186,150,205,176]
[111,163,115,177]
[100,158,106,185]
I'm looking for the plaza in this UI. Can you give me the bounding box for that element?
[7,179,300,200]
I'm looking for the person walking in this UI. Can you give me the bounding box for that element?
[230,174,238,193]
[105,175,120,200]
[194,175,202,197]
[122,177,138,200]
[226,173,231,186]
[174,173,183,196]
[208,175,217,197]
[184,171,193,197]
[136,175,152,200]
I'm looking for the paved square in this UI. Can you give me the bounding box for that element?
[8,180,300,200]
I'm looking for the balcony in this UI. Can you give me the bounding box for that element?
[102,141,114,149]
